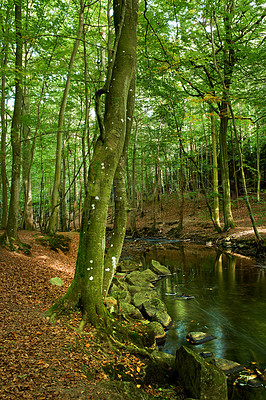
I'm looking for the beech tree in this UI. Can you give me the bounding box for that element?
[46,0,138,327]
[4,0,23,245]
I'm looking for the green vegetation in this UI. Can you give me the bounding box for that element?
[0,0,265,328]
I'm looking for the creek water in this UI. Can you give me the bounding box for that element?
[135,241,266,366]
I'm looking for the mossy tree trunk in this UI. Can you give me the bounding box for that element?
[219,100,235,231]
[129,118,139,236]
[0,37,9,229]
[46,0,138,328]
[5,1,23,245]
[210,109,221,232]
[22,89,35,231]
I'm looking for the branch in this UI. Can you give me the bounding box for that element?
[95,0,127,140]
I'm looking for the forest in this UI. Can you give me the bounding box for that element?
[0,0,266,398]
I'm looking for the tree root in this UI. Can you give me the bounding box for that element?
[109,334,153,359]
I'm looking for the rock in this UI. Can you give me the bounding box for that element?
[146,321,166,344]
[186,331,216,345]
[152,310,172,329]
[119,302,144,320]
[111,279,128,291]
[118,259,141,273]
[214,358,244,374]
[142,298,167,318]
[49,277,64,286]
[142,298,172,328]
[110,287,131,303]
[133,290,158,309]
[140,268,158,282]
[127,285,154,295]
[126,271,154,288]
[150,259,171,276]
[143,350,177,387]
[175,346,227,400]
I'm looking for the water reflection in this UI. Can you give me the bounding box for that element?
[140,244,266,366]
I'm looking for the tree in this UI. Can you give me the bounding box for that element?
[4,0,23,245]
[46,0,138,328]
[48,0,85,234]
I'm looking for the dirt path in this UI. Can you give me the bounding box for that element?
[1,195,265,398]
[0,231,185,399]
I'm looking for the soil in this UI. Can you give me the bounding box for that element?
[127,193,266,262]
[0,194,265,399]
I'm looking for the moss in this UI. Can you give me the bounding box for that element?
[36,233,71,253]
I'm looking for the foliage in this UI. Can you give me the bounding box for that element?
[36,233,71,253]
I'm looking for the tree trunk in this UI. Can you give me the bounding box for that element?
[22,90,34,230]
[59,142,67,232]
[5,1,23,245]
[0,42,8,229]
[210,109,221,231]
[48,0,84,234]
[219,103,235,230]
[256,122,261,203]
[129,119,138,236]
[46,0,138,328]
[178,146,184,231]
[229,104,263,244]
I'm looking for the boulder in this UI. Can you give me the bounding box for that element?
[110,287,131,303]
[133,291,158,309]
[118,259,141,273]
[49,277,64,286]
[126,271,154,288]
[119,302,144,320]
[142,298,172,328]
[144,350,177,387]
[142,297,167,317]
[146,321,166,344]
[214,358,244,374]
[150,260,171,276]
[127,285,154,295]
[111,279,128,291]
[175,346,227,400]
[152,311,172,329]
[140,268,158,282]
[186,331,216,345]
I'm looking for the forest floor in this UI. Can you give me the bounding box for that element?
[0,193,265,399]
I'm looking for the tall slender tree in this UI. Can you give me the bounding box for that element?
[46,0,138,328]
[48,0,85,234]
[4,0,23,245]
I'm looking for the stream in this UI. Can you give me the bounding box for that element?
[126,240,266,397]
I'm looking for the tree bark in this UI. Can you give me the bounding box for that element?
[256,123,261,203]
[48,0,85,234]
[46,0,138,328]
[129,118,138,236]
[5,1,23,245]
[21,90,35,230]
[210,109,221,231]
[0,41,8,229]
[229,104,263,244]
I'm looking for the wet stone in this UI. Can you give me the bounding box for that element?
[186,331,216,345]
[150,260,171,276]
[214,358,244,375]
